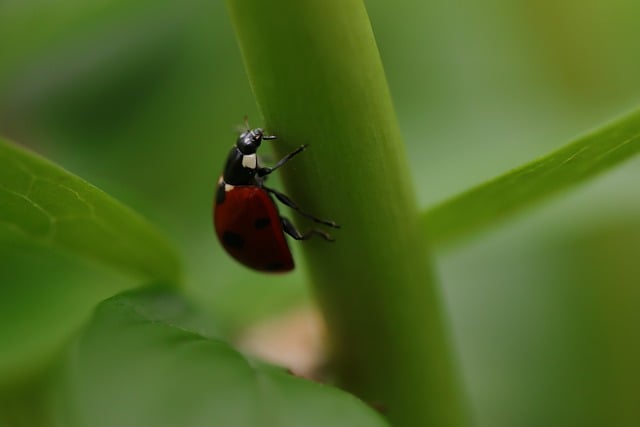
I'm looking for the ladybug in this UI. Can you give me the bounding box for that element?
[213,120,339,272]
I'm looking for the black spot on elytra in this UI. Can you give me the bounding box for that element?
[215,181,226,204]
[254,217,271,229]
[222,231,244,249]
[265,262,285,271]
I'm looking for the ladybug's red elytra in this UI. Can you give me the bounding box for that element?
[213,120,339,272]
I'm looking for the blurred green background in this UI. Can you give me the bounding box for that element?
[1,0,639,426]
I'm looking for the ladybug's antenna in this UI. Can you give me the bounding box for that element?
[234,116,250,134]
[236,115,277,140]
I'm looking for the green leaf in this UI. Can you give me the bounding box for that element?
[0,138,181,282]
[48,288,389,427]
[423,108,640,246]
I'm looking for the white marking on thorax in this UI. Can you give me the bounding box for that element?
[242,153,257,169]
[225,183,235,192]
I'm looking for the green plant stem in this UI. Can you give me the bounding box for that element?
[227,1,466,426]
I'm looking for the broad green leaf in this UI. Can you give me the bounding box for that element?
[423,108,640,246]
[0,138,181,282]
[48,288,389,427]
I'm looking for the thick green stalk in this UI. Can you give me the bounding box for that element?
[227,1,466,425]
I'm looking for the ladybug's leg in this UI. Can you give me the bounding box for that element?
[257,145,308,178]
[281,216,335,242]
[265,187,340,228]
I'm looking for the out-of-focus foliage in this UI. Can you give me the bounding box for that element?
[0,139,180,281]
[1,0,640,426]
[424,109,640,246]
[441,203,640,426]
[48,287,389,427]
[0,234,135,390]
[0,136,179,391]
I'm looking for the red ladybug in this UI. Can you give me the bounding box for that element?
[213,121,339,272]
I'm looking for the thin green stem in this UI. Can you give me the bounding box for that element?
[227,1,466,425]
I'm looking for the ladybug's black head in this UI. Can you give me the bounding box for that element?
[236,128,276,154]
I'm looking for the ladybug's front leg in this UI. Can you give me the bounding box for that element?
[280,216,335,242]
[257,145,308,178]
